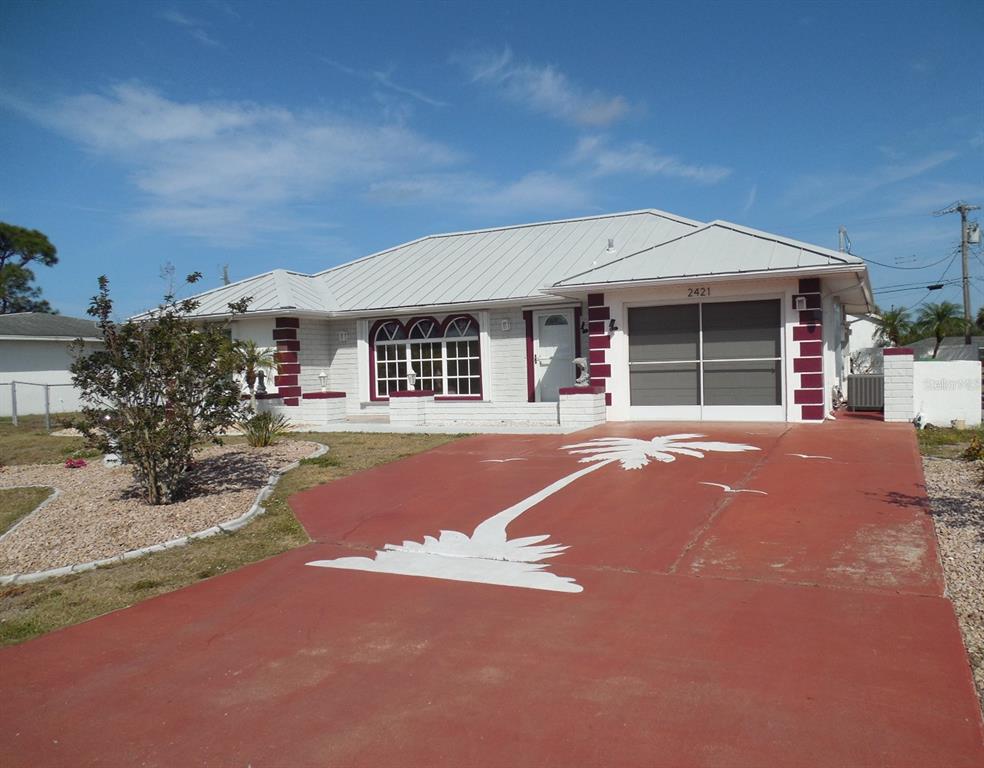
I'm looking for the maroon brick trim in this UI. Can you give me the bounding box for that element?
[302,391,345,399]
[275,317,300,329]
[255,392,284,400]
[794,389,824,404]
[800,373,824,388]
[390,389,436,398]
[589,378,607,388]
[799,309,823,324]
[801,404,825,420]
[883,347,914,356]
[283,397,299,407]
[434,395,484,401]
[589,335,611,350]
[276,339,300,352]
[277,386,302,398]
[559,386,605,395]
[799,341,822,357]
[524,310,535,403]
[589,320,607,335]
[591,363,612,378]
[274,351,298,364]
[589,349,607,364]
[587,305,610,321]
[792,324,822,341]
[798,277,821,294]
[793,357,823,373]
[587,293,605,307]
[273,375,298,387]
[272,328,297,341]
[605,393,612,406]
[277,363,300,375]
[574,306,582,357]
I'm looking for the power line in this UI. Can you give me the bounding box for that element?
[862,252,954,270]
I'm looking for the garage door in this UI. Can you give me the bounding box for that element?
[627,299,784,421]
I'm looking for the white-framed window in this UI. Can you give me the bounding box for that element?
[371,315,483,399]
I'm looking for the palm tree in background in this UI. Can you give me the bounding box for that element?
[308,434,759,593]
[873,306,912,347]
[976,306,984,332]
[916,301,963,358]
[233,339,276,410]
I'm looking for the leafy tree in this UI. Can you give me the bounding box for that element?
[71,273,251,505]
[0,223,58,314]
[977,305,984,332]
[873,306,911,347]
[915,301,963,358]
[233,338,276,410]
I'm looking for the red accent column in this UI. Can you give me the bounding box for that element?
[791,279,824,420]
[274,317,300,406]
[586,293,613,407]
[523,310,535,403]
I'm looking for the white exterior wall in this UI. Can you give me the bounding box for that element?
[487,306,528,402]
[296,318,332,394]
[0,339,102,416]
[324,319,360,413]
[913,360,982,427]
[883,352,915,423]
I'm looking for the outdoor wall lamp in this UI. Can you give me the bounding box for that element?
[407,368,418,391]
[580,320,589,334]
[608,318,619,334]
[318,369,328,392]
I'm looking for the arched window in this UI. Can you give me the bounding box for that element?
[370,315,483,400]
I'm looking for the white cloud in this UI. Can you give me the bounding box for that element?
[367,170,591,215]
[571,135,732,185]
[158,8,223,48]
[322,58,447,108]
[786,150,958,217]
[12,83,460,246]
[742,184,758,215]
[458,47,630,127]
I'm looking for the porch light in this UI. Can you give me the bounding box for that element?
[407,368,418,390]
[580,320,589,334]
[608,318,619,335]
[318,369,328,392]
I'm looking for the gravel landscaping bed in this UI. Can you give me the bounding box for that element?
[923,456,984,713]
[0,441,320,575]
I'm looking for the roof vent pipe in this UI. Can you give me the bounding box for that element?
[606,238,615,253]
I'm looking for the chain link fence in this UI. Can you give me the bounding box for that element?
[0,381,82,430]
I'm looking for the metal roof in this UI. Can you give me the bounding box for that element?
[910,336,984,361]
[0,312,100,340]
[186,269,335,317]
[552,221,866,288]
[175,210,874,319]
[317,209,698,311]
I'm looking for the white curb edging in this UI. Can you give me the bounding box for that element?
[0,442,328,586]
[0,486,62,545]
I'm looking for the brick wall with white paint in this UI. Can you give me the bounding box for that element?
[324,319,360,412]
[883,350,915,422]
[297,318,332,394]
[558,391,606,429]
[488,307,528,402]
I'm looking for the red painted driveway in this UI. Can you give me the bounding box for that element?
[2,420,982,766]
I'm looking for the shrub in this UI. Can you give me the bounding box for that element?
[961,435,984,462]
[71,274,251,505]
[237,412,291,447]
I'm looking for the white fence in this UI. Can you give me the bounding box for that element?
[883,350,982,427]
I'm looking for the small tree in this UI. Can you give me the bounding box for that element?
[873,306,911,348]
[233,339,276,410]
[916,301,962,359]
[0,222,59,314]
[976,305,984,332]
[71,273,250,505]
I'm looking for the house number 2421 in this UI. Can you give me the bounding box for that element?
[687,286,710,297]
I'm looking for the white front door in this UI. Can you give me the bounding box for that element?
[533,309,575,402]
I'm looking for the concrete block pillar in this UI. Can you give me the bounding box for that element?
[559,386,607,429]
[389,390,434,426]
[883,348,915,423]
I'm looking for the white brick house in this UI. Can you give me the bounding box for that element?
[178,210,874,429]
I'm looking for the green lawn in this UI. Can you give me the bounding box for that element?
[0,430,461,646]
[916,424,984,458]
[0,413,95,466]
[0,487,53,536]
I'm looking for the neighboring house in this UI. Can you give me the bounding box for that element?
[178,209,873,427]
[0,313,102,416]
[845,313,883,375]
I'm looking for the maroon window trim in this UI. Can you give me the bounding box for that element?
[573,305,582,358]
[369,313,484,402]
[523,310,535,403]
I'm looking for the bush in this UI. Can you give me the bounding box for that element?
[961,435,984,462]
[237,412,291,447]
[71,274,250,505]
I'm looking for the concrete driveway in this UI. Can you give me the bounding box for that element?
[2,420,982,766]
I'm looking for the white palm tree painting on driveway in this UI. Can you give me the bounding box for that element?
[307,434,758,593]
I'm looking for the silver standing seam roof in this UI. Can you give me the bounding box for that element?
[176,210,871,318]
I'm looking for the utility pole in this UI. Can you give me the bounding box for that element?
[934,201,980,345]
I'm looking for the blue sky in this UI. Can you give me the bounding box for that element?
[1,0,982,319]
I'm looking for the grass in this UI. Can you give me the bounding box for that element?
[916,424,984,458]
[0,431,461,646]
[0,487,54,536]
[0,413,96,466]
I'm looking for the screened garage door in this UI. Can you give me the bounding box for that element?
[627,299,784,421]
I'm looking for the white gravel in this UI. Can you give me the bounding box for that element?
[0,441,320,575]
[923,456,984,714]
